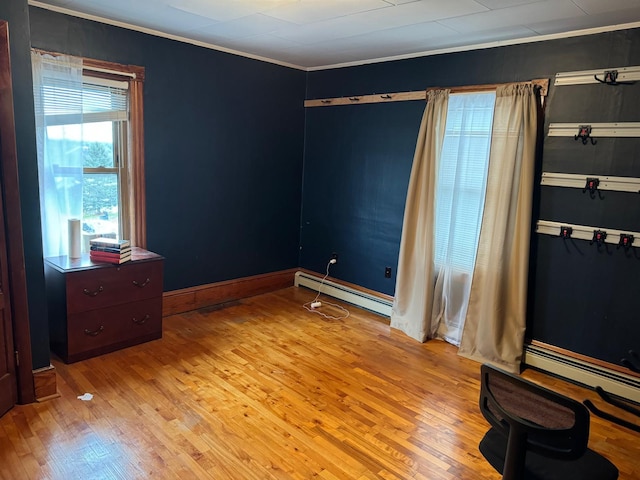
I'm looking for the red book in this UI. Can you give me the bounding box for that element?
[90,251,132,264]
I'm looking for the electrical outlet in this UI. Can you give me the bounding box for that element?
[385,267,392,278]
[331,252,338,262]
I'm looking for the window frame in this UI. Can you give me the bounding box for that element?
[78,55,147,248]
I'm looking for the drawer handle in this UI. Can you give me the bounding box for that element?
[132,278,151,288]
[84,325,104,337]
[132,314,150,325]
[83,286,104,297]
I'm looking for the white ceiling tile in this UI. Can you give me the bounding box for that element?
[379,0,427,5]
[189,13,296,38]
[438,0,585,32]
[570,0,640,15]
[297,23,536,66]
[156,7,221,30]
[452,24,538,43]
[316,22,531,57]
[62,1,219,31]
[474,0,546,8]
[528,6,640,34]
[332,21,459,48]
[261,0,390,24]
[271,0,490,41]
[271,15,380,44]
[168,0,294,22]
[352,0,490,26]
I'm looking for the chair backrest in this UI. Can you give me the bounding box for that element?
[479,364,591,478]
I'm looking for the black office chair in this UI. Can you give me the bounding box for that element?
[478,364,619,480]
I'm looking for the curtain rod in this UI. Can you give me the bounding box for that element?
[426,78,549,96]
[305,78,549,108]
[31,48,141,80]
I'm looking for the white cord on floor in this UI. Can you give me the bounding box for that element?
[303,260,349,320]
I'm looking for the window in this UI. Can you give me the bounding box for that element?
[32,52,146,257]
[46,77,129,239]
[434,92,496,273]
[431,91,496,345]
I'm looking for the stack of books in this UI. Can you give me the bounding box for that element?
[89,237,132,264]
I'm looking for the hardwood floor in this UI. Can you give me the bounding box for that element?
[1,287,638,479]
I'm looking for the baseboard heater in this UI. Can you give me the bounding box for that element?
[294,271,392,317]
[524,344,640,403]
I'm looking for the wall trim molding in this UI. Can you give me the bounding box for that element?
[294,269,393,317]
[33,364,58,402]
[163,268,298,316]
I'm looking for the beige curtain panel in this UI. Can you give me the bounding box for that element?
[458,83,538,372]
[390,89,449,342]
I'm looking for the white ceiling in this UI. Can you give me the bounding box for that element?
[30,0,640,70]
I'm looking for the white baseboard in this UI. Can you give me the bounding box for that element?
[524,344,640,403]
[294,271,392,317]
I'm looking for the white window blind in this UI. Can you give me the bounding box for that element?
[41,76,128,126]
[434,92,496,272]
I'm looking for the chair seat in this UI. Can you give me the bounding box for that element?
[480,428,619,480]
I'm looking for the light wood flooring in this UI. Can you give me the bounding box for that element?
[1,287,638,479]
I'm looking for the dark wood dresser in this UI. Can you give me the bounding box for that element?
[45,248,164,363]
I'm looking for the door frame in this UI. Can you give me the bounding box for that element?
[0,19,35,404]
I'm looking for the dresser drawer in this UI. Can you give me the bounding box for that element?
[67,298,162,356]
[66,260,163,314]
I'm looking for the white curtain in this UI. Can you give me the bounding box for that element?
[459,83,538,372]
[32,52,84,258]
[430,92,495,345]
[391,90,449,342]
[392,83,538,371]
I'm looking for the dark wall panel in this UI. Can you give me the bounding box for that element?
[301,103,423,293]
[531,235,640,365]
[0,0,49,369]
[302,28,640,366]
[29,7,306,292]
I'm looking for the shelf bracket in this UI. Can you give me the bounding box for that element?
[537,220,640,249]
[548,122,640,139]
[540,173,640,194]
[555,65,640,86]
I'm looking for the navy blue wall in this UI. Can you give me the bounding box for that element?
[0,0,50,369]
[29,7,307,292]
[302,29,640,366]
[301,102,422,293]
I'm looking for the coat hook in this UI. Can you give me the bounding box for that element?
[582,177,604,199]
[349,97,360,102]
[594,70,635,86]
[617,234,634,251]
[590,229,607,249]
[559,226,573,239]
[320,99,332,104]
[380,94,392,99]
[575,125,597,145]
